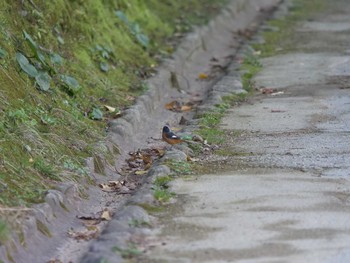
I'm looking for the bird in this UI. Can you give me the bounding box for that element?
[162,125,184,145]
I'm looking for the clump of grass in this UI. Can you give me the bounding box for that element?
[240,50,262,92]
[153,175,175,203]
[166,161,193,176]
[154,188,175,203]
[113,244,142,259]
[197,111,226,144]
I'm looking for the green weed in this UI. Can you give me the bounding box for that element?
[154,188,175,203]
[166,161,193,175]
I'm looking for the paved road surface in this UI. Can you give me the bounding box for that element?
[143,1,350,262]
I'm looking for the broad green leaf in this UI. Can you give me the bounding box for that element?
[100,62,109,72]
[60,74,80,92]
[16,52,38,77]
[101,50,109,59]
[50,53,63,65]
[23,31,48,65]
[95,44,103,51]
[131,23,141,34]
[57,36,65,45]
[0,48,7,59]
[90,108,103,120]
[35,72,51,91]
[23,30,38,51]
[37,51,46,65]
[136,33,149,48]
[115,11,129,25]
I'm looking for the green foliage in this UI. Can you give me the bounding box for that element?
[60,75,80,94]
[154,188,175,202]
[241,50,262,92]
[35,72,51,91]
[154,176,172,188]
[34,159,59,181]
[16,52,38,77]
[166,161,193,175]
[90,108,103,120]
[116,11,149,48]
[153,175,175,202]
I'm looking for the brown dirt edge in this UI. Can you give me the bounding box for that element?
[0,0,282,262]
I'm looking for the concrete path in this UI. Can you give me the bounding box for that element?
[143,1,350,262]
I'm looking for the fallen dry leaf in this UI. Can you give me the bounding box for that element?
[126,95,135,101]
[271,91,285,96]
[101,209,112,221]
[165,100,182,112]
[98,180,126,192]
[104,105,116,112]
[198,72,208,79]
[135,170,148,175]
[261,88,276,94]
[68,226,99,241]
[142,153,152,165]
[181,105,192,112]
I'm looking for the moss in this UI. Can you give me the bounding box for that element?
[36,219,52,237]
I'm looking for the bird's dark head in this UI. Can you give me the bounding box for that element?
[162,126,170,133]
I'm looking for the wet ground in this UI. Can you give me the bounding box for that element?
[142,0,350,262]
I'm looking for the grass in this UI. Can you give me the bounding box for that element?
[0,0,228,209]
[153,175,175,203]
[240,50,262,92]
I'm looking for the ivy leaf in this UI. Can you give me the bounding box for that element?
[90,108,103,120]
[16,52,38,77]
[100,62,109,72]
[60,74,80,92]
[35,72,51,91]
